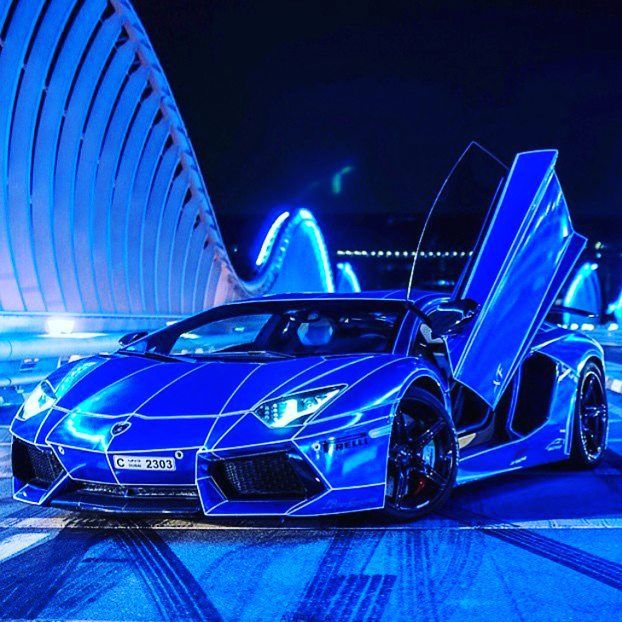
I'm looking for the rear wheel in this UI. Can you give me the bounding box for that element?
[380,389,458,521]
[570,361,608,468]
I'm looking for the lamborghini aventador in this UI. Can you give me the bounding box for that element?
[10,147,608,520]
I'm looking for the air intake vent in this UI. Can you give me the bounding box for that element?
[77,483,198,499]
[12,439,65,486]
[211,451,324,500]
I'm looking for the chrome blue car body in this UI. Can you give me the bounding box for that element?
[10,148,607,517]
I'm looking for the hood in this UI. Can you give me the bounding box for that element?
[54,353,393,418]
[40,353,397,455]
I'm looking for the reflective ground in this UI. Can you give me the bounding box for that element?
[1,350,621,621]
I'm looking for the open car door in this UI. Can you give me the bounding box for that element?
[411,146,586,408]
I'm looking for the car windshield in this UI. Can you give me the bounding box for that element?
[122,300,407,359]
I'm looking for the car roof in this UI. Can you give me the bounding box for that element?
[237,289,443,306]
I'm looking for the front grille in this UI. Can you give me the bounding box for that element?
[12,439,65,486]
[77,483,198,499]
[211,451,324,500]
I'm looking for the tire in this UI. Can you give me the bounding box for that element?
[379,388,458,522]
[569,360,608,468]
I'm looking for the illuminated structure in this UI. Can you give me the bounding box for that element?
[0,0,356,395]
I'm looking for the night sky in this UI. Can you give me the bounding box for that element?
[133,1,622,228]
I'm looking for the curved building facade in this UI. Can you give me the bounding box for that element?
[0,0,344,338]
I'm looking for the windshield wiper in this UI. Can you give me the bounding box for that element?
[193,350,295,360]
[244,350,295,359]
[116,350,182,362]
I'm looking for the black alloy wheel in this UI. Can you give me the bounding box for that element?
[381,388,458,521]
[570,361,608,468]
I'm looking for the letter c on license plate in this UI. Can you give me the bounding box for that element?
[113,455,176,471]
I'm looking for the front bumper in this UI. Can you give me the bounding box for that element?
[196,406,393,517]
[11,438,201,514]
[11,404,394,517]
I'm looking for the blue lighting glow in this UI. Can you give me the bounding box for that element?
[301,216,335,292]
[254,208,335,293]
[336,262,361,292]
[563,262,601,323]
[255,211,290,266]
[331,166,354,195]
[608,288,622,324]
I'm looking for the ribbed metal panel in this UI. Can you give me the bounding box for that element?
[0,0,336,332]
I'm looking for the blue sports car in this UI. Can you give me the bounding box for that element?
[10,147,609,520]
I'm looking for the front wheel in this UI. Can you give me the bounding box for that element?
[569,361,608,468]
[380,389,458,521]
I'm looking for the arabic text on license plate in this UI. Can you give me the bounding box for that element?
[113,455,176,471]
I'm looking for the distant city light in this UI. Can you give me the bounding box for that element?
[335,249,474,258]
[331,165,354,195]
[46,317,75,336]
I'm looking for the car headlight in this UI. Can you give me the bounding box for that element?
[255,386,344,428]
[19,381,56,421]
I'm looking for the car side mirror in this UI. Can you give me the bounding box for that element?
[119,331,148,347]
[428,298,479,338]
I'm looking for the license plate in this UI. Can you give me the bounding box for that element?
[113,455,176,471]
